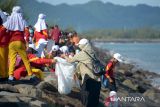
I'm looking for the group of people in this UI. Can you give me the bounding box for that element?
[0,6,123,107]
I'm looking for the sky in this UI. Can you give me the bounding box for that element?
[37,0,160,7]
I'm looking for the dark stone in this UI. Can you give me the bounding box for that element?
[124,71,133,77]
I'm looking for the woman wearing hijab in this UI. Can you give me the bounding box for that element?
[3,6,33,81]
[64,38,101,107]
[33,13,48,48]
[0,11,9,81]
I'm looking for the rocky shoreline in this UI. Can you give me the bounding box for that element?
[93,45,160,107]
[0,46,160,107]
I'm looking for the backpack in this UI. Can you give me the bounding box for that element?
[84,51,106,76]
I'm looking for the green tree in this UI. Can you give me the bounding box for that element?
[0,0,18,14]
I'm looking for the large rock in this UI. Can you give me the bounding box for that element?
[0,84,18,93]
[122,79,138,90]
[36,81,57,92]
[0,91,33,107]
[143,89,160,104]
[15,84,42,98]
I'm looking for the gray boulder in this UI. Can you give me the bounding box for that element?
[122,79,138,90]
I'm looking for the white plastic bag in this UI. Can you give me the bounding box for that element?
[55,57,75,94]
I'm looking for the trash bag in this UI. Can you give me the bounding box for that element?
[55,57,75,94]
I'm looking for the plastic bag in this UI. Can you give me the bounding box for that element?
[55,57,75,94]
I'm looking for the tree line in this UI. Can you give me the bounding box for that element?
[82,27,160,40]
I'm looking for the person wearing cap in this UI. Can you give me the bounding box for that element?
[33,13,48,47]
[0,13,10,81]
[104,53,123,91]
[64,38,101,107]
[3,6,33,81]
[35,39,48,58]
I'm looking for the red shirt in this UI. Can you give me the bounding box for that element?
[33,29,48,43]
[9,31,26,43]
[50,28,61,43]
[105,60,116,78]
[28,54,52,67]
[0,25,10,47]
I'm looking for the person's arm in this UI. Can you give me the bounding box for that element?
[64,53,80,63]
[42,29,48,39]
[25,27,30,43]
[32,30,37,43]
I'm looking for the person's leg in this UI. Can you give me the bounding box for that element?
[16,41,33,76]
[87,78,101,107]
[8,42,18,78]
[109,77,117,92]
[0,46,8,79]
[31,68,44,80]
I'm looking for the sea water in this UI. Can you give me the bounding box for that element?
[94,42,160,74]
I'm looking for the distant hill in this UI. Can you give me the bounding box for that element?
[18,0,160,31]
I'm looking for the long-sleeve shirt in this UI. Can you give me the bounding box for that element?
[28,54,52,68]
[15,53,53,69]
[50,28,61,43]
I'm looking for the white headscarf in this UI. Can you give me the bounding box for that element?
[3,6,27,31]
[60,46,69,54]
[52,45,59,52]
[34,13,47,32]
[0,9,7,23]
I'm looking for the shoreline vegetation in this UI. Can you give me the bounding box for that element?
[82,27,160,43]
